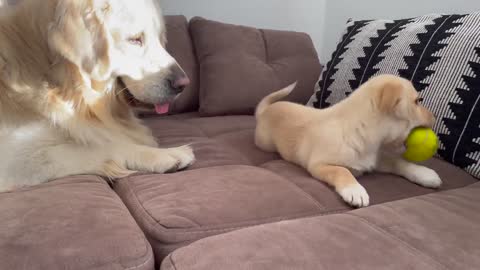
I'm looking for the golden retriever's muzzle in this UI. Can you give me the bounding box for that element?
[119,62,190,114]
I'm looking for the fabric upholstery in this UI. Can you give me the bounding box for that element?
[189,17,322,116]
[161,182,480,270]
[165,15,200,114]
[0,176,154,270]
[114,115,478,261]
[308,12,480,179]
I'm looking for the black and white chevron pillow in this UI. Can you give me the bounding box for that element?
[308,12,480,178]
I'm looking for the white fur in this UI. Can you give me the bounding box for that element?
[0,0,195,192]
[0,123,195,192]
[377,156,442,188]
[338,184,370,208]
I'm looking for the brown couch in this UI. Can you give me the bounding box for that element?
[1,16,479,270]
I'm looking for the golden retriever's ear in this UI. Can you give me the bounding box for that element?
[48,0,112,81]
[377,80,404,114]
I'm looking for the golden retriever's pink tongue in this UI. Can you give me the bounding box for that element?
[155,103,170,114]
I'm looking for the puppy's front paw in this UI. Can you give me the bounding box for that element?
[166,145,195,171]
[409,167,442,189]
[338,184,370,208]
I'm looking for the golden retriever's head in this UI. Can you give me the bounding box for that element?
[48,0,188,113]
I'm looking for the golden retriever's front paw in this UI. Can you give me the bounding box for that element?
[166,145,195,171]
[410,167,442,189]
[338,184,370,208]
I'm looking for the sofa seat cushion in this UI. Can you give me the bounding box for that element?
[114,165,323,261]
[161,182,480,270]
[114,115,478,261]
[0,176,154,270]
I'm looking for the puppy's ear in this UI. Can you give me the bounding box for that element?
[377,80,404,114]
[48,0,112,81]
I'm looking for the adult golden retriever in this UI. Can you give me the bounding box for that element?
[0,0,195,192]
[255,75,442,207]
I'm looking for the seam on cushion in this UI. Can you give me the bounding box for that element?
[65,237,151,270]
[272,174,325,210]
[168,211,320,234]
[168,254,179,270]
[282,181,325,210]
[4,174,152,270]
[169,209,348,235]
[259,29,283,90]
[122,237,154,270]
[5,175,107,194]
[22,180,153,270]
[123,176,346,237]
[260,161,330,209]
[85,184,153,270]
[188,24,204,108]
[349,214,447,270]
[128,177,321,233]
[260,29,269,64]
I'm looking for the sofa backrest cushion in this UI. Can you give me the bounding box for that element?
[166,15,200,113]
[190,17,322,116]
[308,12,480,179]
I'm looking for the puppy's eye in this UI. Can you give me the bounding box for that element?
[128,33,144,47]
[415,97,424,104]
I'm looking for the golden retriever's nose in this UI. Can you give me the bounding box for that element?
[169,65,190,93]
[171,76,190,92]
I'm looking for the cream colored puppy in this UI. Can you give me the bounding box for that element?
[255,75,442,207]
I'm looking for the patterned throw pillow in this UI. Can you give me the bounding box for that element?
[308,12,480,178]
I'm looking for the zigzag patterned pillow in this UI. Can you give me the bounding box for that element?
[308,12,480,178]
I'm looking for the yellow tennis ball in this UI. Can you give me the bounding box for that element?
[403,127,439,162]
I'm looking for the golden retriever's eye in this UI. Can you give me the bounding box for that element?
[128,33,144,47]
[415,97,424,104]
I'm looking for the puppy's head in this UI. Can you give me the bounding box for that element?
[48,0,188,113]
[374,75,434,127]
[370,75,435,148]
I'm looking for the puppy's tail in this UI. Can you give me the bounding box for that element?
[255,82,297,118]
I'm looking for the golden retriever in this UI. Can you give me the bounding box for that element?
[255,74,442,207]
[0,0,195,192]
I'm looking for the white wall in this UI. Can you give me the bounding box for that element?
[161,0,480,62]
[160,0,326,60]
[3,0,480,61]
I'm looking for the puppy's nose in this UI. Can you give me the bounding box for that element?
[168,65,190,93]
[423,110,435,128]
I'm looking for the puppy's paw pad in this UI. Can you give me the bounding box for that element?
[339,184,370,208]
[413,168,442,189]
